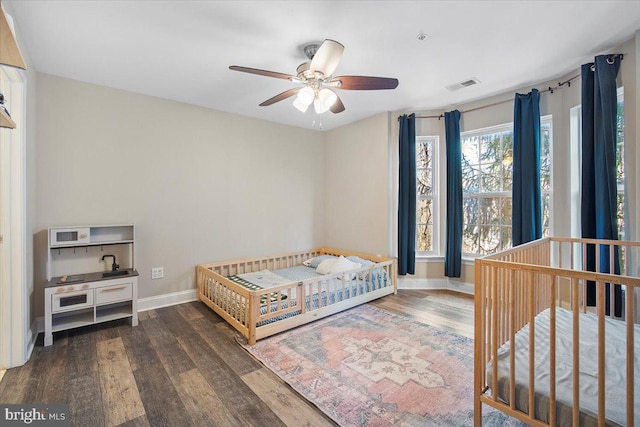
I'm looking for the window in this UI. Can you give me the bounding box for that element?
[416,136,437,254]
[616,88,625,240]
[461,118,552,255]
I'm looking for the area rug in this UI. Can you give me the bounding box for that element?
[241,304,526,427]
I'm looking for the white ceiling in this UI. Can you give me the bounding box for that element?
[6,1,640,131]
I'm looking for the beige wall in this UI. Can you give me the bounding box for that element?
[34,74,325,313]
[323,113,390,255]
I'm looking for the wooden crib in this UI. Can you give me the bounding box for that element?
[474,237,640,427]
[196,247,397,345]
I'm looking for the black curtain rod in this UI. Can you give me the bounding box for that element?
[399,53,624,122]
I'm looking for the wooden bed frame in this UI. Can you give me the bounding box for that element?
[474,237,640,427]
[196,247,397,345]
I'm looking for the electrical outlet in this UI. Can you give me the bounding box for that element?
[151,267,164,279]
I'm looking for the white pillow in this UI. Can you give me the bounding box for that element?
[316,255,361,276]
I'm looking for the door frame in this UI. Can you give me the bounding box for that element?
[0,65,28,368]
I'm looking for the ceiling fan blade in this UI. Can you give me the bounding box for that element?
[229,65,296,80]
[310,39,344,77]
[330,95,345,114]
[331,75,399,90]
[259,88,301,106]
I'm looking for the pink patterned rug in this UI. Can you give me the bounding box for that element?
[242,304,526,426]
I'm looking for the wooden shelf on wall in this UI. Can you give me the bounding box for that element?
[0,107,16,129]
[0,6,26,70]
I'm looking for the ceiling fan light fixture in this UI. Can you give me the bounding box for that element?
[318,88,337,108]
[313,98,330,114]
[297,86,314,106]
[292,97,309,112]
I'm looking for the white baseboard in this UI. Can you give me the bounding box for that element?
[36,317,44,334]
[137,289,198,312]
[398,278,474,295]
[27,318,39,358]
[33,289,198,334]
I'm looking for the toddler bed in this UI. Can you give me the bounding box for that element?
[474,237,640,427]
[196,247,397,345]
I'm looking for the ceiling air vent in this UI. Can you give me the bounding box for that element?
[445,77,481,92]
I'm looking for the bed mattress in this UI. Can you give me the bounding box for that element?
[487,307,640,426]
[220,265,389,327]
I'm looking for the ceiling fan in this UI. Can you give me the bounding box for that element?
[229,39,399,114]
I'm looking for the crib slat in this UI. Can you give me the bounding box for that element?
[597,280,605,426]
[528,270,535,419]
[486,267,492,381]
[582,243,587,314]
[624,245,630,276]
[484,264,489,391]
[571,277,580,427]
[491,266,498,402]
[609,246,614,318]
[509,269,516,410]
[626,284,634,427]
[559,242,563,269]
[549,275,556,427]
[474,261,484,427]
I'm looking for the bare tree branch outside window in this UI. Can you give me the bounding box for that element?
[416,137,436,252]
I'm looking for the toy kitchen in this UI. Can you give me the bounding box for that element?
[43,224,138,346]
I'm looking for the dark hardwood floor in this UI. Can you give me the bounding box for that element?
[0,290,474,426]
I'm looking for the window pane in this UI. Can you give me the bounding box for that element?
[617,193,625,239]
[480,133,501,164]
[616,94,624,239]
[542,193,550,229]
[500,198,512,225]
[502,132,513,191]
[500,226,512,251]
[540,156,551,191]
[541,125,551,157]
[502,131,513,153]
[462,136,479,166]
[417,224,432,252]
[417,140,432,170]
[480,162,501,192]
[480,197,500,225]
[463,197,478,227]
[417,199,433,224]
[415,136,437,253]
[463,224,479,254]
[417,168,432,195]
[503,162,513,191]
[478,226,501,255]
[462,166,479,193]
